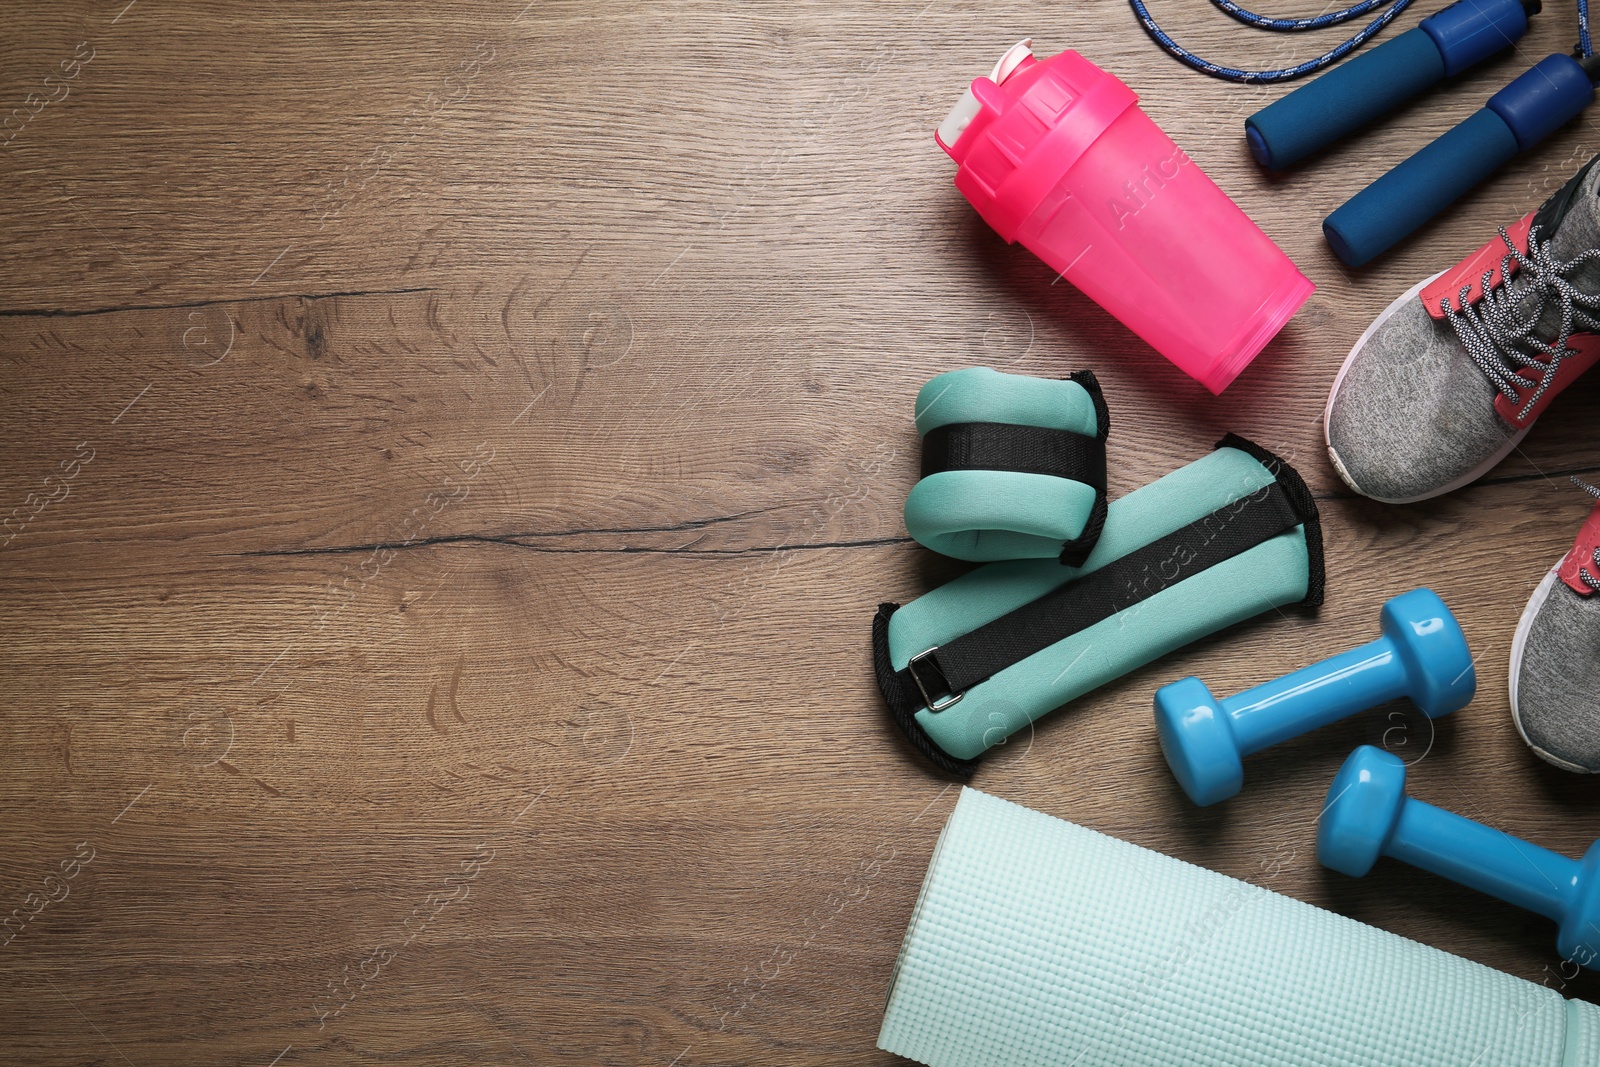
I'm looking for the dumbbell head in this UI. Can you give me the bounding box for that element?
[1378,588,1475,718]
[1325,744,1600,969]
[1154,676,1242,807]
[1561,842,1600,965]
[1317,745,1408,877]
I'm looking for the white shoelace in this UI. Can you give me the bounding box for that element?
[1444,226,1600,423]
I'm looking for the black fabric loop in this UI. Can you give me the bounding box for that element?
[1215,433,1325,610]
[1057,369,1110,567]
[920,422,1107,488]
[884,478,1312,719]
[1058,492,1107,568]
[873,603,980,779]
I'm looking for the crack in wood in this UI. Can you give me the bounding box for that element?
[229,532,913,558]
[0,286,440,319]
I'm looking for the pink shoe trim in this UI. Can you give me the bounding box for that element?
[1559,498,1600,596]
[1422,212,1535,320]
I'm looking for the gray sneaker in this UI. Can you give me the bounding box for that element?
[1324,155,1600,503]
[1511,480,1600,773]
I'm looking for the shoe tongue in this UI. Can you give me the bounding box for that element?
[1543,154,1600,262]
[1506,154,1600,335]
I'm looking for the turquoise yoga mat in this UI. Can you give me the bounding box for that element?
[879,788,1600,1067]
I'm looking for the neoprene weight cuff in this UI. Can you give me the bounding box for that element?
[905,367,1109,566]
[875,435,1324,777]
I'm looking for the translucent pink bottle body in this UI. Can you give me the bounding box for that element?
[939,47,1313,393]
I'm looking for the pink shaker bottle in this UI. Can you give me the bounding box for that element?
[936,41,1314,394]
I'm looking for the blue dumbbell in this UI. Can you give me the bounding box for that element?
[1320,745,1600,969]
[1155,588,1474,806]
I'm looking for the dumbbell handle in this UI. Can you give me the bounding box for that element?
[1325,53,1597,266]
[1382,796,1577,922]
[1246,0,1535,172]
[1226,635,1407,755]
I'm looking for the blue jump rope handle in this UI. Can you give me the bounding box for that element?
[1325,52,1596,266]
[1246,0,1532,171]
[1248,29,1445,170]
[1324,108,1517,265]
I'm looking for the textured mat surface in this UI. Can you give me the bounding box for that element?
[879,788,1596,1067]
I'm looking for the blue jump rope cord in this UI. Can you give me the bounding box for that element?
[1128,0,1417,83]
[1131,0,1594,84]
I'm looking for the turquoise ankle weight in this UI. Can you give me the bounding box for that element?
[905,367,1109,565]
[875,436,1323,776]
[879,788,1600,1067]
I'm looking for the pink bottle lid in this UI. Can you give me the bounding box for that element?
[936,44,1136,244]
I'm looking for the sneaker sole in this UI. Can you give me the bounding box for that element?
[1322,269,1532,505]
[1508,562,1594,773]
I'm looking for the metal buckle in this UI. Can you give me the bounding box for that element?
[907,648,963,712]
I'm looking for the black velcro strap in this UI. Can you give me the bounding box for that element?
[917,370,1111,568]
[889,480,1304,713]
[920,422,1107,489]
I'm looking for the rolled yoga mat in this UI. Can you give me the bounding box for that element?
[879,788,1600,1067]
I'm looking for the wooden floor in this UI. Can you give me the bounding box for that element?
[2,2,1598,1064]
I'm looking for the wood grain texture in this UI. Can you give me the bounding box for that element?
[1,1,1598,1063]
